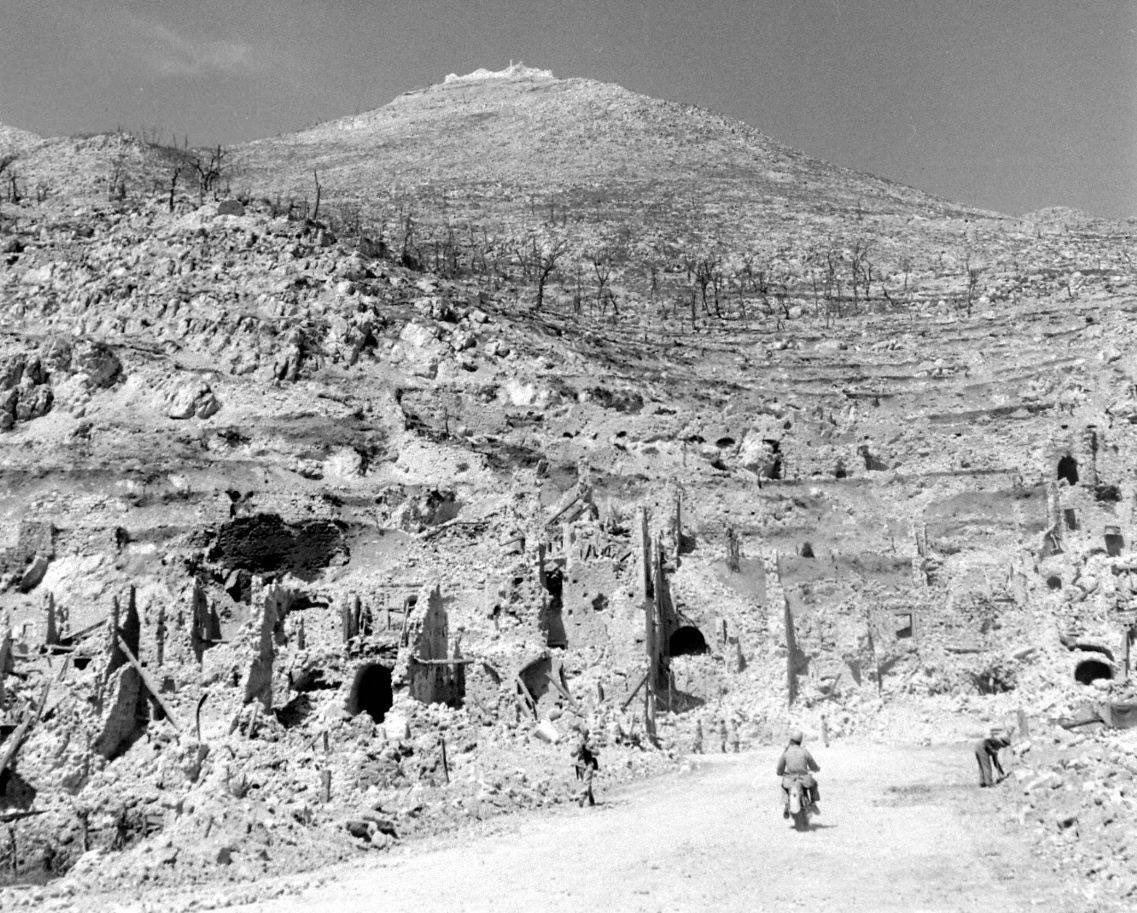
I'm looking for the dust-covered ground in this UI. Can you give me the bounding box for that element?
[61,742,1079,913]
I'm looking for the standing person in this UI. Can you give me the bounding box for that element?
[574,727,600,807]
[729,718,740,753]
[692,718,704,754]
[974,729,1011,787]
[820,713,830,748]
[719,718,728,753]
[776,730,821,817]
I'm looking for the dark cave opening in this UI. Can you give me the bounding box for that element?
[668,625,709,657]
[345,663,394,723]
[1074,658,1113,686]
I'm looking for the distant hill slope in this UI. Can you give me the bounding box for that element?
[234,68,1001,245]
[0,131,185,201]
[0,122,43,157]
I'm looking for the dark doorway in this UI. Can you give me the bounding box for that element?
[346,663,393,722]
[668,625,709,656]
[800,541,815,558]
[1105,530,1124,557]
[543,567,566,648]
[1074,658,1113,685]
[763,440,783,480]
[1057,455,1079,486]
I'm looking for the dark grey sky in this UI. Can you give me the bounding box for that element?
[1,1,1134,217]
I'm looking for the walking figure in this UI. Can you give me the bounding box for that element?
[574,728,600,807]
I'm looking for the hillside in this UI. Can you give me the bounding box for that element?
[234,66,1001,247]
[0,69,1136,909]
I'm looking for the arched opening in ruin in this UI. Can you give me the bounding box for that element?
[1074,658,1113,686]
[346,663,393,722]
[716,436,736,449]
[800,541,815,558]
[1057,455,1079,486]
[669,625,709,657]
[1046,575,1063,590]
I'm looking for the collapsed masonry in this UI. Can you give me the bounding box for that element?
[2,423,1136,889]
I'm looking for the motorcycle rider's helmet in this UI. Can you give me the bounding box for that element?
[789,730,803,744]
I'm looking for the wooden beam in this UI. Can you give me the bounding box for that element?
[620,671,649,712]
[115,635,181,731]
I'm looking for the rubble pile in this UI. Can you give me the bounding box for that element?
[1004,721,1137,910]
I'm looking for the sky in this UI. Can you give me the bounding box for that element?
[1,0,1134,218]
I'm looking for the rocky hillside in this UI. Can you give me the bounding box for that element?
[0,69,1136,909]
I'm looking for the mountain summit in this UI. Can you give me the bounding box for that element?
[234,69,993,245]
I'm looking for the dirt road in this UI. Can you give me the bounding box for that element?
[216,743,1070,913]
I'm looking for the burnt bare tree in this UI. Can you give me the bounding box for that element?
[529,231,570,313]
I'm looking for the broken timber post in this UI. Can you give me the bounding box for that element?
[639,508,651,600]
[673,489,682,569]
[1122,625,1132,683]
[341,596,357,643]
[45,592,59,647]
[0,623,11,705]
[155,604,166,667]
[725,526,740,573]
[320,769,332,803]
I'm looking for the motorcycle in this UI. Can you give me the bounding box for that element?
[785,777,813,831]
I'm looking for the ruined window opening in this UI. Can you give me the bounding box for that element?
[1063,509,1078,531]
[1105,529,1124,557]
[543,567,566,648]
[668,625,708,657]
[1057,455,1079,486]
[716,436,736,449]
[1046,575,1063,590]
[346,663,394,722]
[895,614,913,639]
[590,594,608,611]
[800,542,815,558]
[1074,658,1113,685]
